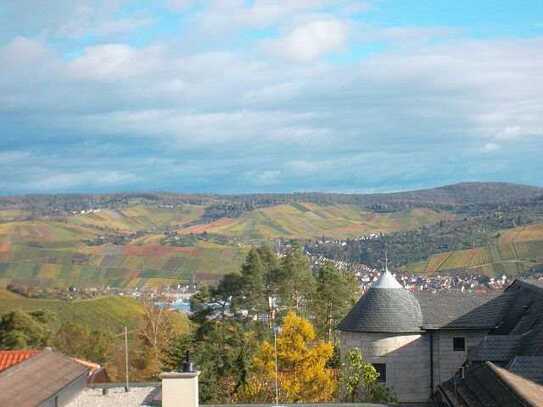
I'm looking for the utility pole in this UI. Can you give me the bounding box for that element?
[124,326,130,392]
[269,296,279,406]
[274,325,279,406]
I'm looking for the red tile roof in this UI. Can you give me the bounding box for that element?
[0,350,39,372]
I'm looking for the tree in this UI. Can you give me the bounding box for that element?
[0,310,53,349]
[167,319,257,403]
[340,348,397,403]
[257,245,281,325]
[239,248,266,317]
[134,303,186,379]
[245,311,336,403]
[54,321,113,364]
[213,273,243,317]
[312,262,359,341]
[277,245,315,312]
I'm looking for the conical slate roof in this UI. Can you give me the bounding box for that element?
[338,269,423,333]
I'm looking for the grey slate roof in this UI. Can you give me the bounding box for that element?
[468,335,523,363]
[338,283,423,333]
[437,280,543,406]
[508,357,543,385]
[415,290,507,330]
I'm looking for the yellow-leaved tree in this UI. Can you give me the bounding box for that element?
[241,311,336,403]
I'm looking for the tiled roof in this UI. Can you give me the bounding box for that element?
[0,348,89,406]
[0,349,39,372]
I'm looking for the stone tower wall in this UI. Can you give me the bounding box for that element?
[340,331,431,403]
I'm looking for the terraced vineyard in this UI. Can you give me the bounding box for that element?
[68,205,204,232]
[180,204,453,240]
[411,224,543,277]
[0,199,455,288]
[2,183,541,287]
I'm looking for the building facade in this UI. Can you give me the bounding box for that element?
[337,269,523,403]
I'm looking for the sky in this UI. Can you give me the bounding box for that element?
[1,0,543,195]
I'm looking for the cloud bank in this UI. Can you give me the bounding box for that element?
[0,1,542,193]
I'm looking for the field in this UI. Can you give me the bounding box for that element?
[410,224,543,277]
[67,205,205,233]
[181,204,453,240]
[0,202,453,288]
[0,239,246,289]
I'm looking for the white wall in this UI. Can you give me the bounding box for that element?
[431,330,487,387]
[340,331,431,403]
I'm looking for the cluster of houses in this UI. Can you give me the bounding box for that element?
[311,255,514,293]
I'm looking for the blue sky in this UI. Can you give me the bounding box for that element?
[1,0,542,194]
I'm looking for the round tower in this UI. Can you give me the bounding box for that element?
[338,268,430,402]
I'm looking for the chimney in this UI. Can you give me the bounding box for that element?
[160,352,199,407]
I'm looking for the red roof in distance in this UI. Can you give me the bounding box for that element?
[0,350,39,372]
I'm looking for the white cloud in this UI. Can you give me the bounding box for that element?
[197,0,349,33]
[2,27,543,192]
[68,44,164,81]
[481,143,501,153]
[270,19,348,61]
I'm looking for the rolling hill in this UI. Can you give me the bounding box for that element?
[180,204,453,240]
[407,224,543,277]
[0,289,146,332]
[0,182,541,287]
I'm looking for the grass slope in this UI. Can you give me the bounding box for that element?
[410,223,543,277]
[0,289,146,332]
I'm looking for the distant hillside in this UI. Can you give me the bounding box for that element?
[0,182,541,287]
[406,224,543,277]
[2,182,541,217]
[182,204,452,240]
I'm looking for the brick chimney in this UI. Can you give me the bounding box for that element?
[160,352,199,407]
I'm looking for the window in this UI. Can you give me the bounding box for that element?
[453,337,466,351]
[372,363,386,383]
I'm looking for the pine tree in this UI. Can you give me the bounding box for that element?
[277,245,315,312]
[312,262,359,341]
[239,248,266,317]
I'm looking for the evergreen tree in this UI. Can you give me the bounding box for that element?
[0,310,52,349]
[256,245,281,325]
[239,248,266,317]
[312,262,359,341]
[277,245,315,312]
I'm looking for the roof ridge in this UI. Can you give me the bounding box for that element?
[487,361,543,405]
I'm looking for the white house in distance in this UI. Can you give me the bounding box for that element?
[337,268,543,404]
